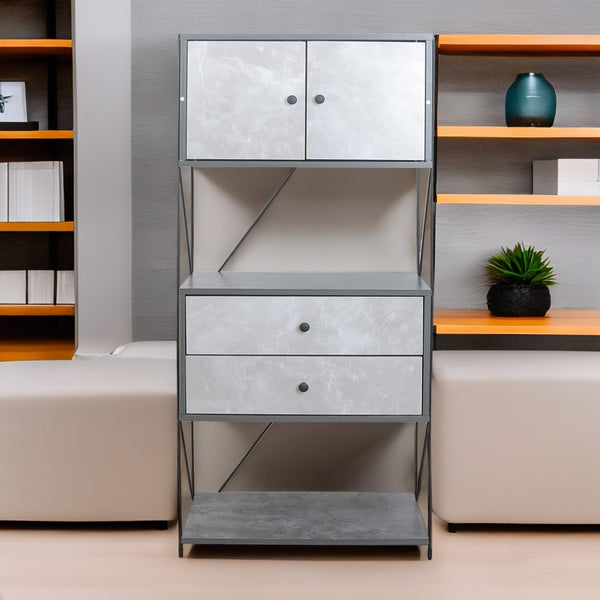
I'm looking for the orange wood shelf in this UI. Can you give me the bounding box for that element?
[0,130,73,140]
[0,39,72,56]
[434,308,600,336]
[437,126,600,139]
[0,305,74,316]
[0,338,75,361]
[436,194,600,206]
[438,34,600,55]
[0,221,74,232]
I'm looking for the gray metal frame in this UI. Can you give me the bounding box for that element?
[176,33,436,561]
[179,34,436,167]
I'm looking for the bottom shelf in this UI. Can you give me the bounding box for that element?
[0,338,75,361]
[182,492,428,546]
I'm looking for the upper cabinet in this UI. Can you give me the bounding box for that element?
[180,36,434,165]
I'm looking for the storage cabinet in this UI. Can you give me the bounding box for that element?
[178,35,435,558]
[0,1,75,360]
[183,37,430,163]
[434,34,600,342]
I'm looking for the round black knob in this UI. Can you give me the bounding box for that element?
[299,322,310,332]
[287,95,298,105]
[298,382,309,393]
[314,94,325,104]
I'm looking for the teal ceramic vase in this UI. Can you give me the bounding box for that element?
[505,73,556,127]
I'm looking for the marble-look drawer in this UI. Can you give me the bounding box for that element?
[185,355,422,415]
[185,296,423,356]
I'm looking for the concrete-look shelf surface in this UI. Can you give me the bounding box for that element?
[182,492,429,545]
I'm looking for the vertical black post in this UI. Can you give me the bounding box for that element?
[46,0,58,130]
[46,0,57,38]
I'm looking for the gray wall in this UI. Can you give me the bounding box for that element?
[132,0,600,340]
[130,1,599,491]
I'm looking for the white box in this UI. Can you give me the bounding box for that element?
[533,159,600,195]
[0,270,26,303]
[0,163,7,221]
[56,270,75,304]
[8,161,64,221]
[27,270,54,304]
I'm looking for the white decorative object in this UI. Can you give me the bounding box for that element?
[0,81,27,122]
[533,159,600,195]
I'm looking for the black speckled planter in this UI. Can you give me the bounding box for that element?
[486,283,551,317]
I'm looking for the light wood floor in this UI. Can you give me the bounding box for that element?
[0,515,598,599]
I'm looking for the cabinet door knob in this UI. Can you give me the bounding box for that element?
[299,322,310,332]
[287,95,298,105]
[314,94,325,104]
[298,382,309,393]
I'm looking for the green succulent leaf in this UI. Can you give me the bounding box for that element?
[485,242,557,286]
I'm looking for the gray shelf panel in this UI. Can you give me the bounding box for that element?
[182,492,428,545]
[178,412,429,423]
[180,272,432,296]
[178,159,433,169]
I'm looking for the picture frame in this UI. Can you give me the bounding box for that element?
[0,81,27,122]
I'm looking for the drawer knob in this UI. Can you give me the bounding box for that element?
[298,382,309,393]
[299,322,310,332]
[314,94,325,104]
[287,95,298,105]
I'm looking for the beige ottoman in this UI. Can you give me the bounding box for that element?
[0,351,177,522]
[432,350,600,525]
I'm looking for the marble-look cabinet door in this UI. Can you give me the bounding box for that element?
[306,41,426,161]
[186,40,306,160]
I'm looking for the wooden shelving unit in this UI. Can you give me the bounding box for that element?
[437,34,600,340]
[0,6,75,360]
[437,194,600,206]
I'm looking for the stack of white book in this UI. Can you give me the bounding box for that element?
[0,270,74,304]
[0,161,64,222]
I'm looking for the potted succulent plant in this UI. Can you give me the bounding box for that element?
[485,242,557,317]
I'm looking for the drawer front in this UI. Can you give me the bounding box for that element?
[185,355,422,415]
[186,296,423,355]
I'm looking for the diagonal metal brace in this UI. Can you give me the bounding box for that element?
[218,168,296,272]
